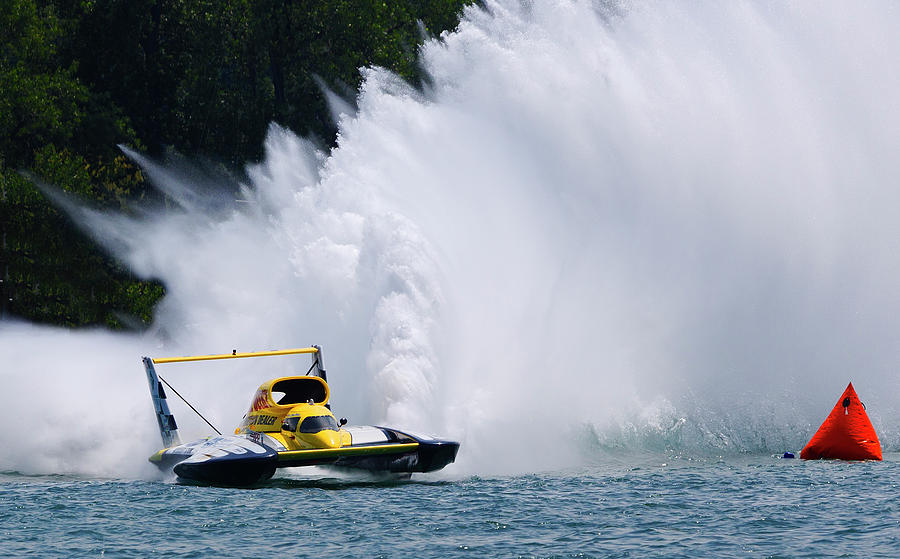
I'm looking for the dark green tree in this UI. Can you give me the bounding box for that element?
[2,0,473,328]
[0,0,163,326]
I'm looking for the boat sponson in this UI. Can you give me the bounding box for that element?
[414,440,460,472]
[173,448,278,486]
[328,440,459,473]
[274,439,459,473]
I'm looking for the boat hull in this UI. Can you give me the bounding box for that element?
[151,429,459,486]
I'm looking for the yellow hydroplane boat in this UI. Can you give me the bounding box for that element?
[144,345,459,485]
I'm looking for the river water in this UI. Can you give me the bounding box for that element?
[3,455,898,558]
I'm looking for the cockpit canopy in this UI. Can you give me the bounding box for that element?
[281,414,339,434]
[270,377,328,406]
[240,376,331,434]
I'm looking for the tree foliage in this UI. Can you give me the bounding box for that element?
[0,0,472,328]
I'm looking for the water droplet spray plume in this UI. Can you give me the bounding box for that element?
[3,0,900,477]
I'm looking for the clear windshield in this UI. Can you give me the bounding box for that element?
[298,415,339,433]
[281,416,300,432]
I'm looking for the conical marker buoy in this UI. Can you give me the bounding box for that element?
[800,382,881,461]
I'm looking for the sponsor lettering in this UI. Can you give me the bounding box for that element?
[250,389,269,412]
[247,414,277,426]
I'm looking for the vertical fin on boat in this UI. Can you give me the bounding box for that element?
[310,345,327,382]
[143,356,181,448]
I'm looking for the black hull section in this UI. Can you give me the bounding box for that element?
[332,440,460,473]
[417,440,461,472]
[173,451,278,486]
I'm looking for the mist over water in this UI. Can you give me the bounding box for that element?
[3,0,900,477]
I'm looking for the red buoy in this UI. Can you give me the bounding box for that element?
[800,382,882,461]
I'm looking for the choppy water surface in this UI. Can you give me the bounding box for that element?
[4,455,898,558]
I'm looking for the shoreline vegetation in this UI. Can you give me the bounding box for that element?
[0,0,473,329]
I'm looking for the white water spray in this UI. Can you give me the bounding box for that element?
[3,0,900,476]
